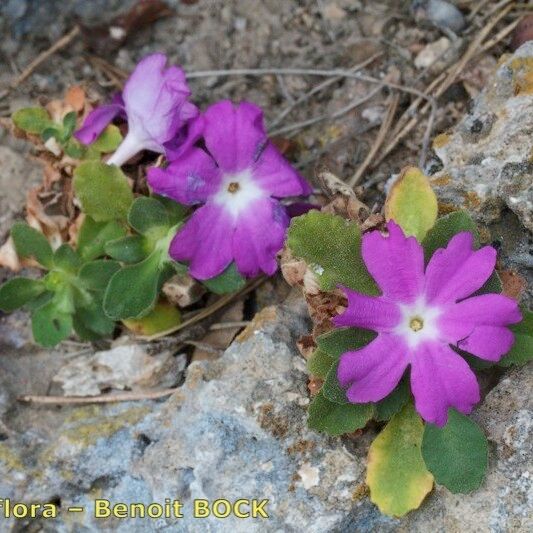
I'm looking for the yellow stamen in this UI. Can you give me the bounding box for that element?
[227,182,240,193]
[409,317,424,332]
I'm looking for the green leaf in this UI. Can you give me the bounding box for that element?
[499,308,533,366]
[41,126,61,142]
[103,251,162,319]
[476,271,502,296]
[104,235,150,263]
[385,166,438,241]
[202,263,246,294]
[78,260,121,291]
[75,297,116,337]
[53,244,81,273]
[374,378,411,422]
[422,211,478,261]
[62,111,77,140]
[77,216,127,261]
[128,196,169,236]
[0,278,46,312]
[31,300,73,347]
[322,361,348,404]
[86,125,123,156]
[122,301,181,336]
[307,349,335,378]
[287,211,378,293]
[64,138,85,159]
[308,391,373,436]
[367,403,434,517]
[11,222,54,268]
[12,107,52,134]
[422,409,488,493]
[154,195,188,225]
[72,315,104,342]
[317,327,377,359]
[73,161,133,222]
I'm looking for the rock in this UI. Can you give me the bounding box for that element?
[431,42,533,233]
[0,146,41,240]
[0,301,392,531]
[405,365,533,532]
[52,342,184,396]
[414,37,453,71]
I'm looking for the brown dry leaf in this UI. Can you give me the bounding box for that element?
[296,334,316,360]
[305,289,347,337]
[499,270,527,300]
[65,85,86,112]
[162,273,206,307]
[0,237,21,271]
[308,377,323,396]
[191,301,244,362]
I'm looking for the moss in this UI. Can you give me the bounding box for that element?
[0,443,24,470]
[430,174,452,187]
[432,133,451,149]
[509,57,533,95]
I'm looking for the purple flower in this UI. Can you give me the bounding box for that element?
[75,53,199,166]
[148,100,312,280]
[334,221,521,427]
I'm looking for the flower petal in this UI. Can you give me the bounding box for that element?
[163,114,204,161]
[203,100,266,173]
[410,341,480,426]
[424,232,496,304]
[439,294,522,361]
[362,221,425,303]
[123,53,192,145]
[148,147,221,205]
[253,142,312,197]
[232,198,289,277]
[338,334,409,403]
[74,103,124,145]
[169,203,233,280]
[333,287,401,331]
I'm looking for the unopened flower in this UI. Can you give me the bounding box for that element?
[335,221,521,426]
[75,53,199,166]
[148,100,312,280]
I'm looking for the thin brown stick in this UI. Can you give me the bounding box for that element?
[18,388,178,405]
[142,276,266,341]
[209,321,250,330]
[348,93,400,187]
[373,3,513,168]
[479,17,520,53]
[12,26,80,89]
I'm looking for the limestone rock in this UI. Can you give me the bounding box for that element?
[432,42,533,233]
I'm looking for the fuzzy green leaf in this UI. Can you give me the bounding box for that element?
[31,300,73,347]
[374,378,411,422]
[73,161,133,222]
[308,391,373,436]
[422,409,488,493]
[317,327,377,359]
[75,297,116,337]
[128,196,169,237]
[385,167,438,241]
[0,278,46,312]
[62,111,77,140]
[53,244,81,273]
[307,349,335,378]
[77,217,126,261]
[122,301,181,336]
[89,124,122,154]
[499,308,533,366]
[202,263,246,294]
[12,107,52,134]
[422,211,478,260]
[367,403,434,517]
[322,360,348,404]
[11,222,54,268]
[104,235,150,263]
[153,195,188,225]
[103,251,162,320]
[287,211,378,293]
[78,260,121,291]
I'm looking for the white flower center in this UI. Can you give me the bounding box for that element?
[213,169,265,219]
[395,298,441,350]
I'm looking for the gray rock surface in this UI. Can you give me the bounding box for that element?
[0,302,395,532]
[432,42,533,233]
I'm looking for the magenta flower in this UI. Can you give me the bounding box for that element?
[147,100,312,280]
[75,53,199,166]
[334,221,521,426]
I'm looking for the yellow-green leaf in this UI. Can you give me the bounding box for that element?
[122,301,181,336]
[385,167,438,242]
[367,403,434,517]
